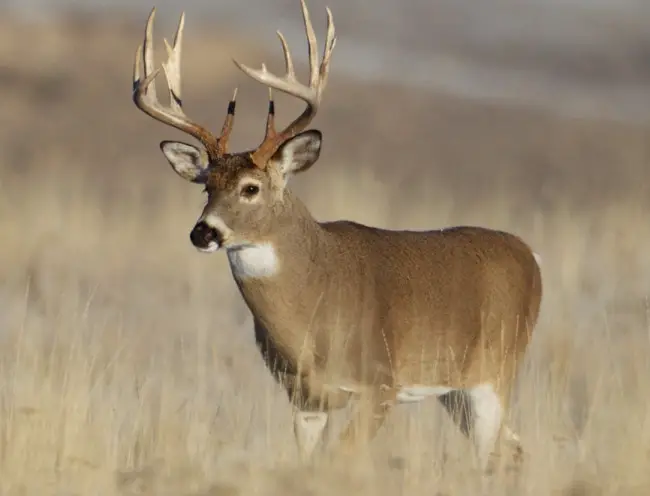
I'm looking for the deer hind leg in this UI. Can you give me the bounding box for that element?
[489,382,525,468]
[501,424,524,463]
[467,383,504,469]
[438,384,504,470]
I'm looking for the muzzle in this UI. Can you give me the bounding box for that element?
[190,221,224,251]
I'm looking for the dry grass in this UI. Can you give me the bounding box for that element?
[1,13,650,496]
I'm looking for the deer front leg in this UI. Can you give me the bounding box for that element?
[285,372,349,461]
[293,410,330,460]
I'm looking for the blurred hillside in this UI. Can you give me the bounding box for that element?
[1,10,649,212]
[4,0,650,121]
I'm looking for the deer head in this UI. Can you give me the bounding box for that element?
[132,1,336,252]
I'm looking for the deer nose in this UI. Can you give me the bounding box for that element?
[190,221,222,249]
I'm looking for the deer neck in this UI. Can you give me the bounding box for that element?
[225,189,330,295]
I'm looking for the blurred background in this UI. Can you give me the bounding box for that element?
[1,1,650,495]
[7,0,650,123]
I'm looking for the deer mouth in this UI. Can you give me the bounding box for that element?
[195,241,221,254]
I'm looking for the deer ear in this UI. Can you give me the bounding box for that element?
[160,141,209,183]
[270,130,322,177]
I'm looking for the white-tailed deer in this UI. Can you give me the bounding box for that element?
[132,1,542,469]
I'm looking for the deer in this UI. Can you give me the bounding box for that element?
[132,1,543,470]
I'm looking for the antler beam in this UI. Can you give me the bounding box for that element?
[133,8,237,159]
[233,0,337,168]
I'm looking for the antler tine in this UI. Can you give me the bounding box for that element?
[265,86,277,139]
[276,32,296,81]
[232,0,337,168]
[321,7,337,93]
[161,12,185,114]
[216,87,239,155]
[143,8,157,101]
[132,8,221,159]
[299,0,319,88]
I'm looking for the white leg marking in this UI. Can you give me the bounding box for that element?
[502,425,521,445]
[227,243,279,279]
[294,411,329,460]
[337,385,362,394]
[468,384,503,468]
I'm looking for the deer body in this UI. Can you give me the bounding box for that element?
[132,1,542,469]
[225,189,541,465]
[232,191,540,396]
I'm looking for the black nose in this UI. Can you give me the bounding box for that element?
[190,221,222,249]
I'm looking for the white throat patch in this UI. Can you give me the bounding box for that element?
[227,243,279,279]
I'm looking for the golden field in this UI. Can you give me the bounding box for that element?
[1,12,650,495]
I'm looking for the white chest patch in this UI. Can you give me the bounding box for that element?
[227,243,279,279]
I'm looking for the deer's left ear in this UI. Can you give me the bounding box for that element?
[269,130,322,177]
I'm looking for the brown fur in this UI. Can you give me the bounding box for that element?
[226,187,542,410]
[133,1,543,466]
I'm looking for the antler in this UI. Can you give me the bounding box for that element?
[233,0,337,168]
[133,8,238,160]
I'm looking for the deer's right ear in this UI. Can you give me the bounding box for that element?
[160,141,209,183]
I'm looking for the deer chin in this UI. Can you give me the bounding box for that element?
[196,241,221,253]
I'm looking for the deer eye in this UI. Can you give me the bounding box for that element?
[241,184,260,198]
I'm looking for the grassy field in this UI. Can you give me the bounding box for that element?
[1,13,650,495]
